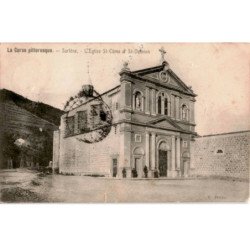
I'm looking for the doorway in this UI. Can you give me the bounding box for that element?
[158,141,169,177]
[134,157,142,177]
[183,160,189,177]
[112,158,118,177]
[158,149,168,177]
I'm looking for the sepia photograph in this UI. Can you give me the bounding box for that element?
[0,43,249,203]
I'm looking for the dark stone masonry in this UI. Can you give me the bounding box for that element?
[190,131,250,179]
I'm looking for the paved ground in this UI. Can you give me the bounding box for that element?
[0,169,249,203]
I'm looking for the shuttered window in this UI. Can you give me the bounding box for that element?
[65,116,74,136]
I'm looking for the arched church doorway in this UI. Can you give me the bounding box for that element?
[158,141,169,177]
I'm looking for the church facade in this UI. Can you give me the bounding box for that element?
[53,56,197,178]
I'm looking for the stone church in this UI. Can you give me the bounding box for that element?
[53,49,197,178]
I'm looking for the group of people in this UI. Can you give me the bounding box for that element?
[122,165,149,178]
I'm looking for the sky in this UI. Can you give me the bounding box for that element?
[1,43,249,135]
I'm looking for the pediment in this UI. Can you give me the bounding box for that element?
[145,71,182,89]
[131,62,195,96]
[145,72,160,81]
[154,120,179,130]
[147,117,183,131]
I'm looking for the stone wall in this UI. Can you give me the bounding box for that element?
[57,125,120,176]
[55,86,121,176]
[190,131,250,179]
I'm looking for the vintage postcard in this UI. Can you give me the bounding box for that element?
[0,43,249,203]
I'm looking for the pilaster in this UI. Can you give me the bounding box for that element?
[120,80,132,111]
[161,97,164,115]
[176,137,181,171]
[150,132,156,170]
[171,95,175,118]
[175,96,180,120]
[145,87,150,115]
[167,101,171,116]
[118,124,131,178]
[145,132,150,168]
[151,89,156,116]
[171,136,176,171]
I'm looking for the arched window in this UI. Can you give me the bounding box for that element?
[134,91,143,111]
[164,98,168,115]
[157,96,162,114]
[157,92,170,115]
[181,104,188,121]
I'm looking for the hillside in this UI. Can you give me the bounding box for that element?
[0,88,64,169]
[0,89,64,126]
